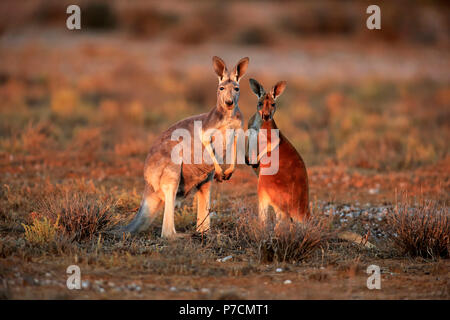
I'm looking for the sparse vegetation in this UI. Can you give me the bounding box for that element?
[34,188,116,242]
[386,195,449,259]
[22,216,60,246]
[235,212,333,262]
[0,0,448,300]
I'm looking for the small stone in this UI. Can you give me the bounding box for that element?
[169,286,177,292]
[128,283,137,290]
[284,280,292,285]
[217,255,233,262]
[276,268,283,273]
[81,280,90,289]
[201,288,210,294]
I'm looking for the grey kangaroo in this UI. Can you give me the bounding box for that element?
[119,56,249,238]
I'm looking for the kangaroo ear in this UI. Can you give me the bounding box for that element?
[232,57,249,82]
[249,78,265,98]
[271,81,287,100]
[212,56,227,81]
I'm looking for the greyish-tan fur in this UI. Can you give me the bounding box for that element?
[118,56,249,238]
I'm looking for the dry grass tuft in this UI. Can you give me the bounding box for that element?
[22,216,60,246]
[235,211,333,263]
[28,187,117,243]
[387,194,449,259]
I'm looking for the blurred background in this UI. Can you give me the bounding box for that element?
[0,0,448,171]
[1,1,449,300]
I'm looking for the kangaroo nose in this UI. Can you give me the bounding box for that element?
[225,100,233,106]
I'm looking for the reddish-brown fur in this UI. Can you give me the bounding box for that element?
[247,79,309,223]
[258,119,310,222]
[248,80,374,248]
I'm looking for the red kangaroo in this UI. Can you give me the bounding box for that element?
[247,79,309,224]
[246,78,375,248]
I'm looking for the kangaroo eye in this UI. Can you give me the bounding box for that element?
[219,87,225,91]
[234,87,239,92]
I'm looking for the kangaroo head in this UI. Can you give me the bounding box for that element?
[212,56,249,111]
[249,78,286,122]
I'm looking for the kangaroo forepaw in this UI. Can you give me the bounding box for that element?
[223,170,233,180]
[214,171,225,182]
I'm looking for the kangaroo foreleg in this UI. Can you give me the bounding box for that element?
[257,135,280,163]
[201,135,225,182]
[224,134,237,180]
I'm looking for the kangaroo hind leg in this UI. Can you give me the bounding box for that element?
[160,165,181,239]
[196,178,212,233]
[258,191,271,225]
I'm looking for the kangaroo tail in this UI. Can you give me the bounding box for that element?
[337,231,376,249]
[109,198,154,237]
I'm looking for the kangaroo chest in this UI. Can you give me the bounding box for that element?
[217,108,243,132]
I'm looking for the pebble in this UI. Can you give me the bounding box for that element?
[42,279,52,286]
[127,283,141,291]
[276,268,283,273]
[284,280,292,285]
[217,255,233,262]
[81,280,90,289]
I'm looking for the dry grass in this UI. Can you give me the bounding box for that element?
[26,186,117,243]
[234,211,333,263]
[22,216,60,246]
[0,0,448,299]
[386,194,449,259]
